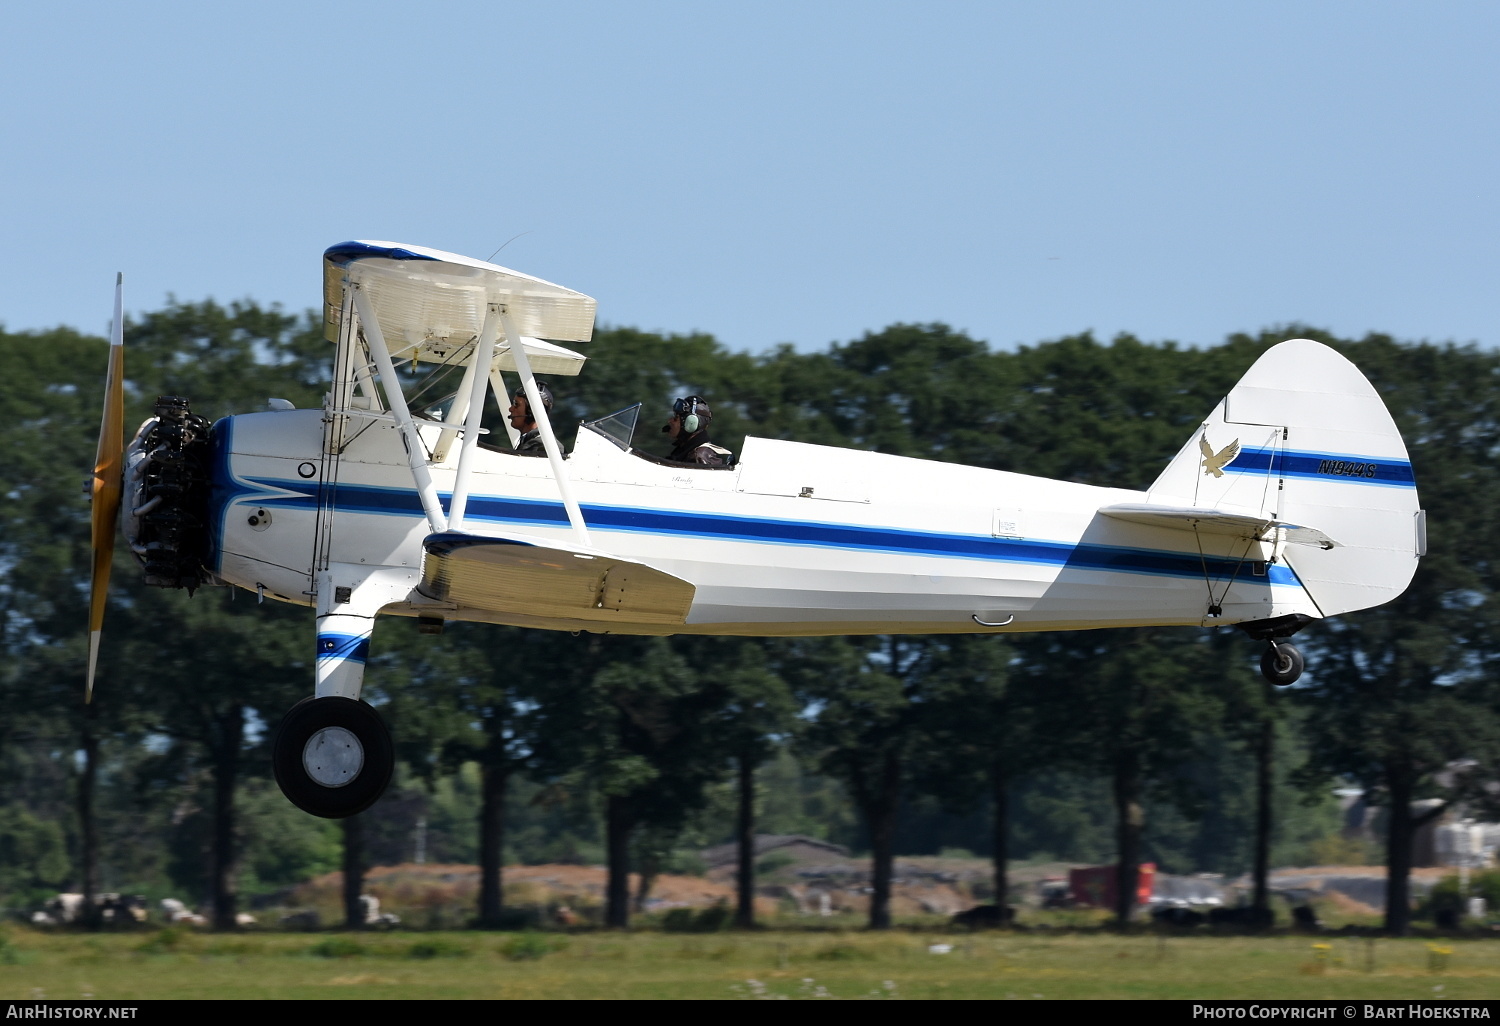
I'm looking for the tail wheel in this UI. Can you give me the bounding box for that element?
[1260,643,1305,687]
[272,697,393,818]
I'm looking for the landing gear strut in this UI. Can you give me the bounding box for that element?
[1259,642,1304,687]
[272,696,394,818]
[1238,613,1314,687]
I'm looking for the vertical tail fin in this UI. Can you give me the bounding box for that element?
[1149,339,1421,618]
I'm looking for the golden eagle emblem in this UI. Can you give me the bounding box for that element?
[1200,433,1240,478]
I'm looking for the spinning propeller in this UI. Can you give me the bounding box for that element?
[86,274,125,703]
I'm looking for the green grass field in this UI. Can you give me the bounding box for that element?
[2,927,1498,1000]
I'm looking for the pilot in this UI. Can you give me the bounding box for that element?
[508,381,554,456]
[663,395,734,466]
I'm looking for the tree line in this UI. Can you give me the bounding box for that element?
[2,303,1498,936]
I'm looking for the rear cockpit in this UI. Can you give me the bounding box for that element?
[578,403,736,470]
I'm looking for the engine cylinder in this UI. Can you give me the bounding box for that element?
[123,396,213,591]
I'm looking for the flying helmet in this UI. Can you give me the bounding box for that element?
[512,380,555,413]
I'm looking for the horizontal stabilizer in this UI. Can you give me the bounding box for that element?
[1098,503,1339,549]
[419,530,695,625]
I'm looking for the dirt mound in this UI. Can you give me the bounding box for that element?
[1321,889,1381,918]
[290,863,742,925]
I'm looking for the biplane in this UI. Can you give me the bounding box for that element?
[86,242,1425,817]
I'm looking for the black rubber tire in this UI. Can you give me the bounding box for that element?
[272,696,393,818]
[1260,643,1305,687]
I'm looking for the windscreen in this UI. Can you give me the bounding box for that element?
[581,403,642,450]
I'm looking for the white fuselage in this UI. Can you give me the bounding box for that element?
[209,409,1313,635]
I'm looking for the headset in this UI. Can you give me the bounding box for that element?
[669,395,708,434]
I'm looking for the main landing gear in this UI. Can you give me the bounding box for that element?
[272,697,394,819]
[278,565,417,817]
[1238,613,1313,688]
[1259,641,1304,687]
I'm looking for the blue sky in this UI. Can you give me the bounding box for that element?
[3,1,1495,353]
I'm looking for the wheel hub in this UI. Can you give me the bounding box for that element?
[303,726,364,788]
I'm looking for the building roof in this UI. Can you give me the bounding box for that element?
[700,834,850,870]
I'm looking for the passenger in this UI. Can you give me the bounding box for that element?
[663,395,734,466]
[508,381,554,456]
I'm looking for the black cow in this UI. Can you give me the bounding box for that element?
[1291,905,1323,931]
[1151,905,1206,927]
[953,904,1014,928]
[1208,905,1274,929]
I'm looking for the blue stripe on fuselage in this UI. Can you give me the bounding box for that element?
[236,474,1298,587]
